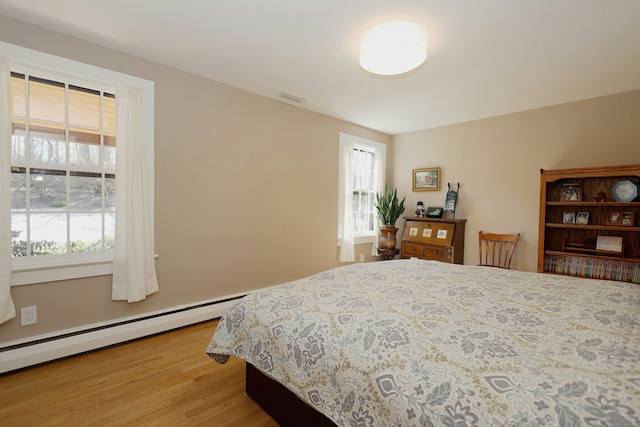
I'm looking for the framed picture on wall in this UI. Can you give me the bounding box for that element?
[413,167,441,191]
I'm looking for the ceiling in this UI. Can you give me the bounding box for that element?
[1,0,640,135]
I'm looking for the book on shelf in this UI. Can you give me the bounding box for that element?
[544,254,640,284]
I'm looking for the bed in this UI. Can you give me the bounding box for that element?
[206,259,640,426]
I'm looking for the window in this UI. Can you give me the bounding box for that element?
[10,72,116,260]
[1,42,155,286]
[351,144,378,236]
[337,133,385,262]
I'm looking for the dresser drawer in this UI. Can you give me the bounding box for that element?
[422,245,452,262]
[401,243,424,257]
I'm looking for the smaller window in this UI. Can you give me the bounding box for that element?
[338,133,386,245]
[352,143,378,236]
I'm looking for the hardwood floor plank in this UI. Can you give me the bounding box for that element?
[0,320,279,426]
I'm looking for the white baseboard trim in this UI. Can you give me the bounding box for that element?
[0,295,244,374]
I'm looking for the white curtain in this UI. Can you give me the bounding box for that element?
[0,57,16,324]
[371,145,385,256]
[337,139,355,262]
[112,86,159,302]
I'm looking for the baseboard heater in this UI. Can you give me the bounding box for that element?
[0,293,245,374]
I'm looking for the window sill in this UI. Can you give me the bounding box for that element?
[337,235,376,247]
[354,235,376,245]
[11,257,113,286]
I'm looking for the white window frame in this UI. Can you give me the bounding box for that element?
[1,42,154,286]
[338,133,386,246]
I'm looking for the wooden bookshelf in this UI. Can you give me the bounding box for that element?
[538,164,640,284]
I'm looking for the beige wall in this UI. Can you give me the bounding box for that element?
[0,15,390,343]
[392,90,640,271]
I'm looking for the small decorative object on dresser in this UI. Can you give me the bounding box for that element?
[561,183,582,201]
[443,182,459,219]
[415,201,425,217]
[412,167,440,191]
[425,206,443,218]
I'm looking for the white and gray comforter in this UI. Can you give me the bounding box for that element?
[206,259,640,426]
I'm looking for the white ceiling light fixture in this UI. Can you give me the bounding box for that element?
[359,21,427,76]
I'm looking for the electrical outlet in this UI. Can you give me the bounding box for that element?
[21,306,37,326]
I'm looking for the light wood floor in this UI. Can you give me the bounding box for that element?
[0,319,279,426]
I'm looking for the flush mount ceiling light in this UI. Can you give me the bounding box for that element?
[359,21,427,76]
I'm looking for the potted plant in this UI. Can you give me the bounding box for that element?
[374,185,406,249]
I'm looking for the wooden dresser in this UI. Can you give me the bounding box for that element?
[399,217,466,264]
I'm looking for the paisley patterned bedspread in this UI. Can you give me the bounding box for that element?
[206,259,640,426]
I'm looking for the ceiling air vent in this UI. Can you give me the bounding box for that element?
[278,92,305,103]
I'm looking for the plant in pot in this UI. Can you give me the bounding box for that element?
[374,185,406,250]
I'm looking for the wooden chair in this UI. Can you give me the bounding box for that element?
[478,231,520,269]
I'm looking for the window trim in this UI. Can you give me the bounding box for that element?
[2,41,155,286]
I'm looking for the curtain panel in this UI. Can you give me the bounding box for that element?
[337,139,355,262]
[0,57,17,324]
[111,86,159,302]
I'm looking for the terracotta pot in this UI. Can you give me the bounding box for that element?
[379,226,399,249]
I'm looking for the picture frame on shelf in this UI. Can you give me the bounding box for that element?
[412,167,440,191]
[562,212,576,224]
[576,212,589,225]
[425,206,443,218]
[621,211,636,226]
[561,183,582,201]
[596,236,623,253]
[605,210,623,226]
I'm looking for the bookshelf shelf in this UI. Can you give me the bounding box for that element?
[546,223,640,232]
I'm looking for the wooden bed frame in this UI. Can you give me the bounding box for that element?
[245,363,336,426]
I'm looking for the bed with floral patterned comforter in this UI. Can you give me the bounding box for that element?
[206,259,640,426]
